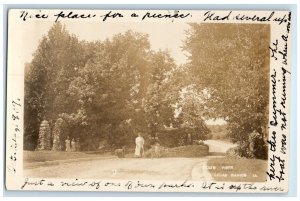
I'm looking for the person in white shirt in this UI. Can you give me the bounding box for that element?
[65,137,70,152]
[135,133,145,158]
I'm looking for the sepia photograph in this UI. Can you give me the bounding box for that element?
[5,9,292,192]
[22,20,269,182]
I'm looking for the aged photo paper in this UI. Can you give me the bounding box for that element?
[6,9,291,193]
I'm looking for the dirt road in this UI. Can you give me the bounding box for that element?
[24,140,235,181]
[24,157,213,181]
[205,140,237,153]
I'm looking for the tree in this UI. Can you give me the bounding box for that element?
[184,23,269,158]
[66,31,152,149]
[24,22,92,150]
[143,50,177,137]
[176,84,211,140]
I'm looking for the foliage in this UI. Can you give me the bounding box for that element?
[143,51,177,136]
[24,22,93,150]
[24,23,213,150]
[183,23,270,157]
[176,85,211,140]
[248,131,268,159]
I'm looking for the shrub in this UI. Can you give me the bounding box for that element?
[226,147,242,159]
[229,131,268,159]
[249,131,268,160]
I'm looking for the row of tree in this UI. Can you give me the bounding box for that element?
[25,22,269,159]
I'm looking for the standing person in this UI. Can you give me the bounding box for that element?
[135,133,145,158]
[65,137,70,152]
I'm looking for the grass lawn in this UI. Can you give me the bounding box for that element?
[207,157,267,182]
[24,150,112,163]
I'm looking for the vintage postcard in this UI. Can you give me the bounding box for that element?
[6,9,291,192]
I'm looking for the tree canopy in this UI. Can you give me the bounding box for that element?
[183,23,269,158]
[24,22,210,151]
[25,22,269,159]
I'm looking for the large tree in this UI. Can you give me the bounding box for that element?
[184,23,270,158]
[142,50,177,136]
[24,22,92,150]
[65,31,153,149]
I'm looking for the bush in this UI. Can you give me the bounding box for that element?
[228,131,267,160]
[155,128,184,147]
[145,145,209,158]
[249,131,268,160]
[156,128,208,147]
